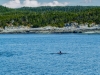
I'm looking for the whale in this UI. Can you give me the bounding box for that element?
[50,51,67,55]
[50,52,67,55]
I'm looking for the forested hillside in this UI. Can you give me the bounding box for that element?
[0,5,100,28]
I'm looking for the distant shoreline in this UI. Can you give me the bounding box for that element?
[1,27,100,34]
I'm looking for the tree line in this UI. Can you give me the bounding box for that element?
[0,5,100,28]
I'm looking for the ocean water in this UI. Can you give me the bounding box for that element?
[0,34,100,75]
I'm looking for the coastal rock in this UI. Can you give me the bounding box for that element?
[0,24,100,34]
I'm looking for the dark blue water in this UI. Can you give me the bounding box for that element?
[0,34,100,75]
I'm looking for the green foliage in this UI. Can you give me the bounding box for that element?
[0,6,100,28]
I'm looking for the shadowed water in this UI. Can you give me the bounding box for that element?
[0,34,100,75]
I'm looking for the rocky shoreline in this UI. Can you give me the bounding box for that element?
[0,26,100,34]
